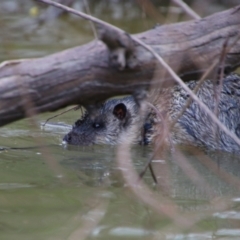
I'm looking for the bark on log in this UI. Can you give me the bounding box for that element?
[0,5,240,127]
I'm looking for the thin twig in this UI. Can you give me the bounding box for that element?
[138,101,166,182]
[173,148,216,199]
[68,199,108,240]
[117,138,233,230]
[42,105,79,126]
[136,0,165,23]
[192,147,240,192]
[146,102,164,122]
[83,0,98,39]
[0,144,58,152]
[117,140,194,228]
[138,37,240,148]
[171,34,240,130]
[140,101,169,180]
[139,152,157,182]
[148,162,158,184]
[170,60,217,128]
[212,38,229,140]
[37,0,125,33]
[171,0,201,20]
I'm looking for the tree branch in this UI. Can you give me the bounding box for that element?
[0,4,240,126]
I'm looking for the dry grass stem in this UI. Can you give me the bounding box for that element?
[17,65,66,182]
[68,198,108,240]
[117,140,193,228]
[213,38,230,138]
[173,149,216,199]
[191,148,240,191]
[42,105,79,126]
[170,60,218,128]
[139,151,159,185]
[171,0,201,20]
[116,138,234,231]
[136,0,165,23]
[83,0,98,39]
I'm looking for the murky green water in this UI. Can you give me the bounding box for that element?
[1,0,240,239]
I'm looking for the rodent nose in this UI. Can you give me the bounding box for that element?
[63,133,72,142]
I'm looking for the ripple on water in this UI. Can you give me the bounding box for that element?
[216,229,240,237]
[213,211,240,220]
[0,183,34,190]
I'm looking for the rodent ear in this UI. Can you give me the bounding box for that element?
[113,103,127,120]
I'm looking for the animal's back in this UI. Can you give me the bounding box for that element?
[63,73,240,153]
[170,73,240,152]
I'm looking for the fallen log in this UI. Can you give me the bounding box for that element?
[0,5,240,127]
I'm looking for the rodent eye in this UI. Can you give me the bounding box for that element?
[92,123,101,129]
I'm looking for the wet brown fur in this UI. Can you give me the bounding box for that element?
[64,73,240,153]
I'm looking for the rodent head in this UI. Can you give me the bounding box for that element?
[63,96,140,146]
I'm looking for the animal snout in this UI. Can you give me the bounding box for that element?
[63,133,72,143]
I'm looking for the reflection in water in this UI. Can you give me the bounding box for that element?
[61,144,150,187]
[170,148,240,201]
[1,118,240,239]
[214,211,240,220]
[216,229,240,238]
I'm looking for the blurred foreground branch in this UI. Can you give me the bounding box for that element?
[0,5,240,126]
